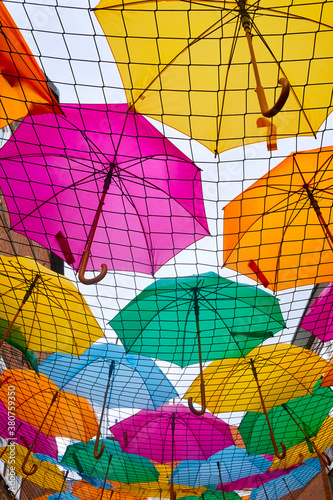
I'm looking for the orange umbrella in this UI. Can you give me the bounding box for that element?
[72,481,142,500]
[0,369,98,475]
[223,146,333,292]
[0,2,61,127]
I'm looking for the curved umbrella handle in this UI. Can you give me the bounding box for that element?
[78,248,108,285]
[260,78,290,118]
[187,386,206,416]
[94,428,106,459]
[271,438,287,460]
[21,448,38,476]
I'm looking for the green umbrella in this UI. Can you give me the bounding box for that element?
[61,440,159,484]
[239,378,333,461]
[179,492,241,500]
[110,272,285,415]
[0,318,38,373]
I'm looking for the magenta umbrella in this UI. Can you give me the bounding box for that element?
[0,400,57,458]
[0,103,209,284]
[301,283,333,341]
[110,404,235,500]
[215,464,300,492]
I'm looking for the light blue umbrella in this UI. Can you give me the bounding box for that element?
[250,458,321,500]
[39,343,178,460]
[173,446,272,487]
[39,342,178,411]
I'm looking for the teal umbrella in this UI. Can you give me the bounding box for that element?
[239,378,333,462]
[61,440,159,484]
[179,492,241,500]
[110,272,285,414]
[0,318,38,373]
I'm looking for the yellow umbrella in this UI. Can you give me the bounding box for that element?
[0,255,103,355]
[185,343,331,459]
[223,147,333,292]
[270,417,333,470]
[110,463,208,499]
[93,0,333,154]
[0,444,65,491]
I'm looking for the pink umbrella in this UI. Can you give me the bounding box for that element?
[215,464,300,492]
[301,283,333,341]
[0,400,58,458]
[110,404,235,500]
[0,103,209,284]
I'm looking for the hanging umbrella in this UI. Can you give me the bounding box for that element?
[250,458,321,500]
[301,283,333,342]
[0,369,99,475]
[93,0,333,154]
[0,399,58,458]
[0,1,61,128]
[238,378,333,459]
[214,465,300,492]
[72,480,141,500]
[0,102,209,285]
[0,444,65,491]
[0,255,103,354]
[111,404,235,500]
[270,417,333,470]
[110,272,285,414]
[172,446,272,487]
[110,469,209,499]
[179,492,241,500]
[185,343,331,459]
[61,440,159,484]
[39,342,178,459]
[223,146,333,292]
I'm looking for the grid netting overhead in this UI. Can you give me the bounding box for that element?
[0,1,333,500]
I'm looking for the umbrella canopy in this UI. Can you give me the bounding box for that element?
[61,440,159,484]
[110,403,235,463]
[0,255,103,355]
[250,458,321,500]
[223,146,333,292]
[0,399,58,458]
[110,272,285,366]
[0,103,209,284]
[72,480,141,500]
[110,469,209,499]
[0,444,65,490]
[93,0,333,154]
[301,282,333,342]
[0,369,99,442]
[38,342,178,410]
[0,1,61,128]
[179,493,241,500]
[172,446,272,487]
[184,344,331,413]
[238,378,333,456]
[270,417,333,470]
[215,465,299,492]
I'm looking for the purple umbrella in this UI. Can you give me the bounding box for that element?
[111,404,235,500]
[215,464,300,492]
[0,103,209,284]
[301,283,333,341]
[0,400,57,458]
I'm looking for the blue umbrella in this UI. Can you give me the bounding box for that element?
[250,458,321,500]
[173,446,272,487]
[48,494,79,500]
[39,343,178,460]
[39,342,177,411]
